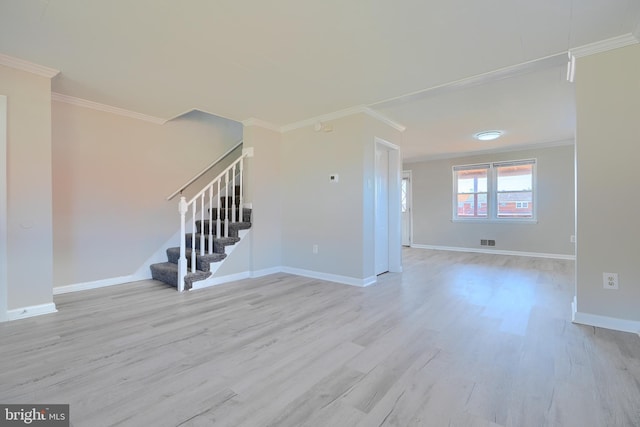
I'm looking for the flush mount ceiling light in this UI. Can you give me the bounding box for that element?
[474,130,503,141]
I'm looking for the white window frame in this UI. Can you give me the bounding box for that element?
[452,159,537,223]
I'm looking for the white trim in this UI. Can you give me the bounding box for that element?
[362,108,406,132]
[282,266,377,287]
[7,303,57,321]
[53,275,136,295]
[250,267,283,278]
[572,297,640,335]
[51,93,166,124]
[191,271,251,290]
[411,244,575,260]
[281,105,364,132]
[0,53,60,78]
[281,106,406,133]
[371,53,567,111]
[0,96,7,322]
[164,108,238,124]
[570,33,639,58]
[242,117,281,132]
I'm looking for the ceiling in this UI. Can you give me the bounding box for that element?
[1,1,639,160]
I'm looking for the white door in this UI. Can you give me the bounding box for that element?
[401,171,412,246]
[375,146,390,275]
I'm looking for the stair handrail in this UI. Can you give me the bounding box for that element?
[177,147,253,291]
[167,139,243,201]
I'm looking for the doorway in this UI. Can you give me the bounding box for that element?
[401,170,412,246]
[375,147,389,274]
[374,138,402,276]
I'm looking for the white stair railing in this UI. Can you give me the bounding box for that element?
[177,149,252,291]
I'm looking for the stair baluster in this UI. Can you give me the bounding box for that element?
[178,197,188,292]
[224,170,229,238]
[208,186,213,255]
[216,179,221,242]
[191,203,196,274]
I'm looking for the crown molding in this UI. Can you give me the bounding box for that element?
[281,105,406,133]
[281,105,365,132]
[51,93,166,124]
[362,107,406,132]
[570,33,639,58]
[242,117,281,132]
[0,53,60,78]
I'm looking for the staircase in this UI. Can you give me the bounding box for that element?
[150,147,252,291]
[150,201,252,290]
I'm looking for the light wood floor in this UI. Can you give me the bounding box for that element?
[1,248,639,427]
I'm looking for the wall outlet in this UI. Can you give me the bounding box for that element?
[488,240,496,246]
[603,272,619,289]
[329,174,339,183]
[570,235,576,243]
[480,239,488,246]
[313,244,319,254]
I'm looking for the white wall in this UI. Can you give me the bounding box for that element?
[52,101,241,288]
[0,65,55,310]
[405,143,575,257]
[574,44,640,329]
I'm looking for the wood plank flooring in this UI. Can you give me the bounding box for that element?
[1,248,639,426]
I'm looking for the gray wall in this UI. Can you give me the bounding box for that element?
[281,115,368,279]
[575,44,640,324]
[242,124,283,273]
[279,114,403,281]
[405,143,575,256]
[0,65,54,310]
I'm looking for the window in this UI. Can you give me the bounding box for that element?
[453,159,536,221]
[454,166,488,218]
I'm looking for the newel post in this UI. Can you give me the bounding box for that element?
[178,196,188,292]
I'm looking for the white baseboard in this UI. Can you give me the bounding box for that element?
[52,263,378,295]
[411,244,575,260]
[7,303,57,321]
[192,266,377,289]
[251,267,283,278]
[281,266,377,287]
[190,271,251,290]
[53,275,136,295]
[572,296,640,335]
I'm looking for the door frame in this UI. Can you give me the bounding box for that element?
[402,170,413,247]
[1,95,8,322]
[374,137,402,274]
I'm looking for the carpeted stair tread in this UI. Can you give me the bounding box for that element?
[166,247,226,272]
[150,262,211,290]
[185,233,240,252]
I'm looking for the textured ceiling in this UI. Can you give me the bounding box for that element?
[1,0,639,159]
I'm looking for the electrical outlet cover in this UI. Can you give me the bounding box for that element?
[603,272,619,289]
